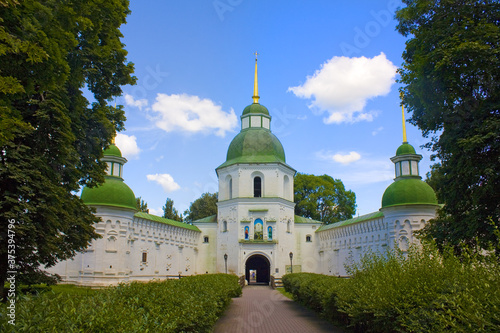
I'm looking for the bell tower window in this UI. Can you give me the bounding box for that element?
[254,177,262,198]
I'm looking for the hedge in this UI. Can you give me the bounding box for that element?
[0,273,241,332]
[283,245,500,332]
[282,272,349,326]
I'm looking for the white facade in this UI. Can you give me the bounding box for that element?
[49,207,200,286]
[49,102,437,285]
[317,204,437,276]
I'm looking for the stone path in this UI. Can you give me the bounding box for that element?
[213,285,345,333]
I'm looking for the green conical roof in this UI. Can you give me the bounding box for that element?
[242,103,270,116]
[81,176,137,210]
[104,144,122,157]
[218,128,286,169]
[396,142,416,156]
[381,177,438,208]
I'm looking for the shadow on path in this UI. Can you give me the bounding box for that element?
[213,285,345,333]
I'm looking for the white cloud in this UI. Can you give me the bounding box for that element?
[147,173,181,192]
[115,133,141,159]
[288,53,397,124]
[316,151,393,184]
[124,94,148,110]
[372,126,384,136]
[148,207,163,216]
[338,159,394,184]
[317,150,362,165]
[151,93,237,137]
[333,151,362,164]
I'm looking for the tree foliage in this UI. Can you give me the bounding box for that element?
[396,0,500,252]
[294,173,356,224]
[136,197,149,213]
[162,198,182,222]
[0,0,135,295]
[185,192,218,222]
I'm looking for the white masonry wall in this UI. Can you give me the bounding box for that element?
[316,205,437,276]
[48,206,201,286]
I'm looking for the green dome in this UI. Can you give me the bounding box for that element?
[104,144,122,157]
[218,128,285,168]
[242,103,270,116]
[382,178,438,208]
[81,176,137,210]
[396,143,416,156]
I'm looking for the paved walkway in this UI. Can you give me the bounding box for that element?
[213,285,345,333]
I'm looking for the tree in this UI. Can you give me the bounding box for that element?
[294,173,356,224]
[185,193,218,222]
[396,0,500,253]
[136,197,149,213]
[0,0,135,298]
[163,198,182,222]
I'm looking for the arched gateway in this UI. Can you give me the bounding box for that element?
[245,254,270,285]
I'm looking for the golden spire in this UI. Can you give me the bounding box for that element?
[252,52,260,104]
[400,92,407,143]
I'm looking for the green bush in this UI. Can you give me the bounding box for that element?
[19,284,53,296]
[338,245,500,332]
[283,245,500,332]
[0,273,241,332]
[282,273,348,326]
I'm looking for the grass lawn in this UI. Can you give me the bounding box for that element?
[50,284,101,296]
[276,287,294,300]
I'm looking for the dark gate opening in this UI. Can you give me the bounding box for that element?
[245,254,270,285]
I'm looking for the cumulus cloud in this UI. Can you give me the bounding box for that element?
[115,133,141,159]
[147,173,180,192]
[125,94,148,110]
[317,150,362,165]
[151,93,237,137]
[288,53,397,124]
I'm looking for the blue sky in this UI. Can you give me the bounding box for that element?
[112,0,434,217]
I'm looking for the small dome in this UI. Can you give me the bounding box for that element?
[81,176,137,210]
[381,178,438,208]
[218,128,285,168]
[396,143,416,156]
[104,144,122,157]
[242,103,270,116]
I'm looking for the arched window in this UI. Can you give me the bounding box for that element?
[306,235,312,242]
[203,236,209,243]
[254,176,262,197]
[106,235,117,252]
[228,178,233,199]
[283,175,290,200]
[223,220,228,232]
[287,220,291,233]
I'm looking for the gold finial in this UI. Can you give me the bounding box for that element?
[252,52,260,104]
[400,92,407,143]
